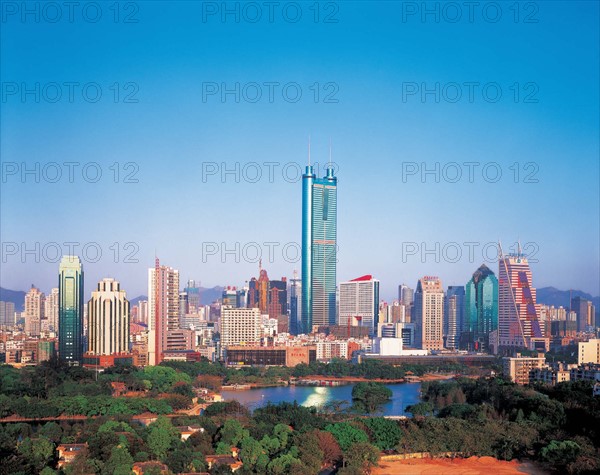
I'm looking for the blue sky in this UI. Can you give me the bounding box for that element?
[1,1,599,301]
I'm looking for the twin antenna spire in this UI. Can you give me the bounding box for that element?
[307,136,333,168]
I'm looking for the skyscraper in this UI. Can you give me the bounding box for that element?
[0,301,15,328]
[87,278,130,355]
[463,264,498,352]
[301,160,337,333]
[184,280,201,313]
[413,276,444,351]
[444,286,464,350]
[24,285,45,336]
[339,275,380,336]
[289,273,302,335]
[44,288,59,332]
[148,259,180,365]
[571,296,595,333]
[59,256,84,363]
[398,284,414,306]
[498,250,547,352]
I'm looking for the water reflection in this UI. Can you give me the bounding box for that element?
[220,383,421,416]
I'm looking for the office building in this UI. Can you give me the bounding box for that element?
[339,275,380,336]
[184,280,201,313]
[44,288,59,332]
[463,264,498,352]
[220,307,262,353]
[444,286,464,350]
[498,251,547,352]
[0,301,15,327]
[86,278,130,356]
[413,276,444,351]
[578,339,600,365]
[503,354,546,385]
[571,296,596,333]
[148,259,180,366]
[301,159,337,333]
[59,256,84,363]
[24,286,45,336]
[289,274,302,335]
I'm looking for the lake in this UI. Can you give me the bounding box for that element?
[221,382,421,416]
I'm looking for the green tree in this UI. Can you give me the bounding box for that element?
[541,440,581,467]
[17,436,54,472]
[102,445,134,475]
[218,419,249,447]
[351,382,392,413]
[363,417,402,450]
[343,442,379,473]
[325,422,369,452]
[405,401,434,417]
[147,416,178,460]
[239,436,268,472]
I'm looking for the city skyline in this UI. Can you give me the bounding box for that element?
[1,2,599,299]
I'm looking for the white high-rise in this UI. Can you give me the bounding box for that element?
[339,275,380,335]
[44,288,59,332]
[87,278,130,355]
[220,307,262,350]
[413,276,444,351]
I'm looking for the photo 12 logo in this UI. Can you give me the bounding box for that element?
[201,1,339,23]
[401,241,539,264]
[201,161,339,184]
[1,241,140,264]
[202,81,339,104]
[401,162,539,184]
[1,162,140,184]
[400,2,539,24]
[1,1,140,23]
[201,242,338,264]
[401,82,539,104]
[1,82,139,104]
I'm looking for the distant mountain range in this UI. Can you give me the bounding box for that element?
[0,286,226,311]
[1,285,598,313]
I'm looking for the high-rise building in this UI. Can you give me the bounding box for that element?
[137,300,148,324]
[0,301,15,328]
[236,285,249,308]
[339,275,380,336]
[24,285,45,336]
[269,278,288,332]
[398,284,414,306]
[222,287,238,308]
[59,256,84,363]
[220,307,262,354]
[87,278,130,355]
[148,260,180,365]
[184,280,201,313]
[301,161,337,333]
[289,274,302,335]
[498,251,547,352]
[44,288,59,332]
[463,264,498,352]
[444,286,464,350]
[413,276,444,351]
[571,296,595,333]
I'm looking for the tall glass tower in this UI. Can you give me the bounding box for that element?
[301,163,337,333]
[58,256,84,363]
[463,264,498,352]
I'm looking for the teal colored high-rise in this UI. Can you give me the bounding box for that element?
[463,264,498,352]
[301,164,337,333]
[58,256,84,363]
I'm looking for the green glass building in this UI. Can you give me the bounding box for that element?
[59,256,84,363]
[301,163,337,334]
[463,264,498,352]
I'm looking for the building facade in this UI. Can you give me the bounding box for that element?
[59,256,84,363]
[463,264,498,352]
[301,162,337,333]
[498,253,546,352]
[339,275,380,336]
[87,278,130,356]
[220,307,262,352]
[444,286,464,350]
[413,276,444,351]
[24,286,45,336]
[148,260,180,366]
